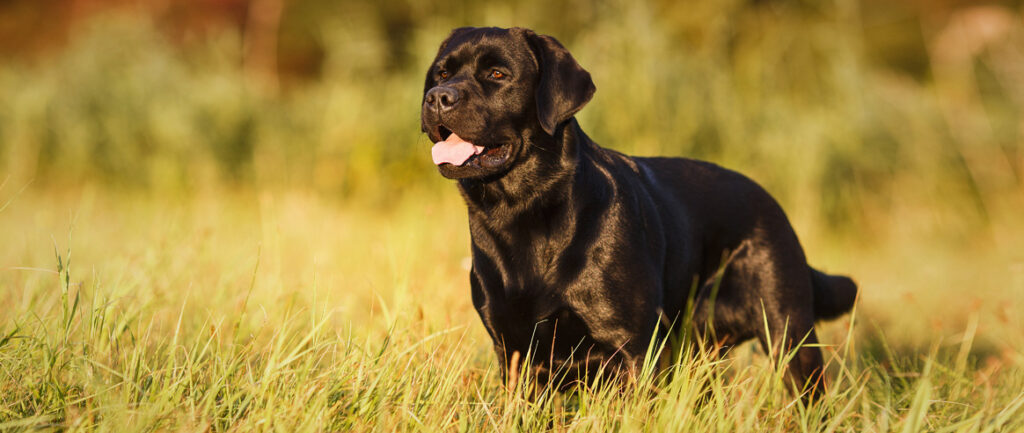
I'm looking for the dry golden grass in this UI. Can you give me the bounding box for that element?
[1,184,1021,431]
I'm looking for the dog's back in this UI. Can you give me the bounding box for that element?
[634,154,858,320]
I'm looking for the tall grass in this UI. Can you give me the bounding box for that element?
[1,189,1022,431]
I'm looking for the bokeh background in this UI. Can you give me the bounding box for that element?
[2,0,1022,234]
[1,1,1024,429]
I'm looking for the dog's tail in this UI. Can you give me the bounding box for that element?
[810,267,858,321]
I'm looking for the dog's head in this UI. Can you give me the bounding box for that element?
[421,27,595,180]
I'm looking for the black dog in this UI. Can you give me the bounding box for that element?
[421,27,857,396]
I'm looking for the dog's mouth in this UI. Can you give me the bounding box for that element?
[437,125,453,141]
[430,125,513,170]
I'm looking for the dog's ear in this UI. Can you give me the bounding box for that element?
[424,27,476,93]
[523,30,596,136]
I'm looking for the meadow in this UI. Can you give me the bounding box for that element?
[1,0,1024,431]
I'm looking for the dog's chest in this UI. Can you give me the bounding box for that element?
[483,290,594,356]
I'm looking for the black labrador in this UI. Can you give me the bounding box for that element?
[420,27,857,397]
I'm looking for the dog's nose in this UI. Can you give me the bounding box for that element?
[425,87,459,112]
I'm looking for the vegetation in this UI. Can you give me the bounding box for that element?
[0,0,1022,430]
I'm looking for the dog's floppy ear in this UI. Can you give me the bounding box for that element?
[523,30,596,136]
[424,27,476,93]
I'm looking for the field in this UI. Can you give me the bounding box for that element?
[1,185,1022,431]
[2,0,1024,431]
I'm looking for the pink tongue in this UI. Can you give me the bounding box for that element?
[432,132,484,166]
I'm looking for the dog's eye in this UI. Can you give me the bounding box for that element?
[439,70,449,80]
[490,70,505,79]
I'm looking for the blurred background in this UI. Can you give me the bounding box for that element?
[1,0,1021,240]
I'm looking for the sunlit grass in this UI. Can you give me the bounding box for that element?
[1,187,1022,431]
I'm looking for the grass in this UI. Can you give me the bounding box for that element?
[1,185,1022,431]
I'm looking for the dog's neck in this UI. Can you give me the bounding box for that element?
[457,118,613,293]
[457,118,595,219]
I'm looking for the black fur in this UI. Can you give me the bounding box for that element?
[421,27,857,396]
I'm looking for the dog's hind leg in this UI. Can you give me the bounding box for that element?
[750,260,828,399]
[695,240,828,400]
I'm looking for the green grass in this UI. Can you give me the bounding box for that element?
[1,186,1022,431]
